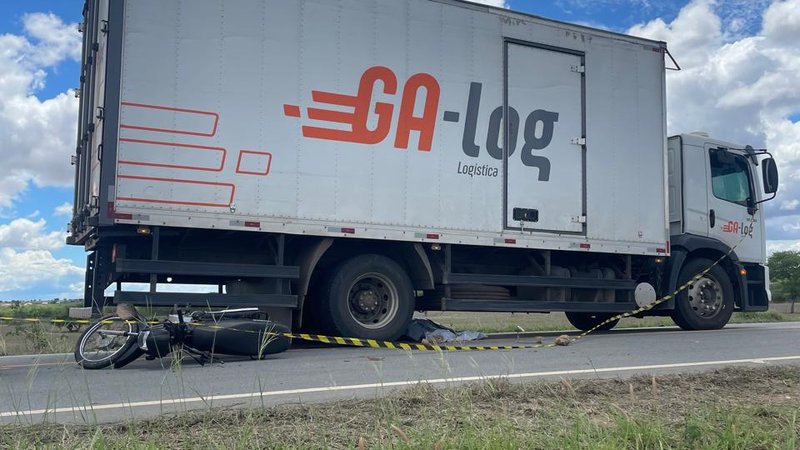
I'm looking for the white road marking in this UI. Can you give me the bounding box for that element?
[3,355,800,418]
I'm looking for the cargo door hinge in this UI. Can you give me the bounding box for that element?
[570,137,586,146]
[572,215,587,224]
[571,65,585,73]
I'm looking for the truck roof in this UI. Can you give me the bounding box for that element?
[444,0,668,49]
[675,133,758,152]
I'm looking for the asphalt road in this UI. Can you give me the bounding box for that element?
[1,322,799,424]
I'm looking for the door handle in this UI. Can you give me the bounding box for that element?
[709,209,715,228]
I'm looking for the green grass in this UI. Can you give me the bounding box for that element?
[0,301,83,319]
[0,302,175,356]
[1,366,797,449]
[0,322,76,356]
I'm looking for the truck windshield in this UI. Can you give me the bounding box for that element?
[710,149,752,207]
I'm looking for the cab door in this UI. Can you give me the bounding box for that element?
[705,146,763,263]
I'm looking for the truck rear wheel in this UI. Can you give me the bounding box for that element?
[565,312,619,332]
[671,258,734,330]
[320,254,414,341]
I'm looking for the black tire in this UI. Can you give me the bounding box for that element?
[320,254,414,341]
[565,312,620,332]
[671,258,734,330]
[75,315,139,370]
[113,346,145,369]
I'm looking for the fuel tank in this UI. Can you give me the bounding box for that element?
[188,320,291,357]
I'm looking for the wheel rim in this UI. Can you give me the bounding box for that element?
[79,317,135,363]
[686,275,724,319]
[347,273,400,330]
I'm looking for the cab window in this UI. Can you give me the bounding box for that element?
[709,149,752,207]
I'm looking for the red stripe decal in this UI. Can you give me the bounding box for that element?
[120,102,219,137]
[119,138,226,172]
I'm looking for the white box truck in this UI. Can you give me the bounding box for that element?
[70,0,779,340]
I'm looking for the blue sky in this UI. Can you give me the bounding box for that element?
[0,0,798,300]
[0,0,81,98]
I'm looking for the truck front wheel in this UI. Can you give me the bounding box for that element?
[565,312,620,332]
[320,254,414,341]
[671,258,734,330]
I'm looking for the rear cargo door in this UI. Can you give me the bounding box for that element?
[504,42,585,234]
[74,0,110,221]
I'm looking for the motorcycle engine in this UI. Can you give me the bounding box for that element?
[139,328,173,358]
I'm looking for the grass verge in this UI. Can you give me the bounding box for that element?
[0,303,169,356]
[0,366,797,449]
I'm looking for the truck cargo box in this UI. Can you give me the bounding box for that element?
[71,0,669,257]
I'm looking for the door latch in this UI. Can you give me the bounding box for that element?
[570,137,586,146]
[570,65,585,73]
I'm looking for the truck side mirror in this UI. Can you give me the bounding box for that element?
[762,157,779,194]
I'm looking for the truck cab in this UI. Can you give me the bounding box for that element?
[666,133,778,328]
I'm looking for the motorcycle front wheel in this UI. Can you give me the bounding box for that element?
[75,315,139,369]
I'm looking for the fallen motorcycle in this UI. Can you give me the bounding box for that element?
[74,304,291,369]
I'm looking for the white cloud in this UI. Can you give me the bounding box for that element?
[53,202,72,217]
[0,248,82,293]
[628,0,800,241]
[767,239,800,255]
[0,13,81,209]
[66,281,85,297]
[0,215,80,297]
[782,222,800,232]
[628,0,723,68]
[21,12,82,66]
[0,217,65,251]
[762,0,800,45]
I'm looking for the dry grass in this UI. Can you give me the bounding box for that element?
[0,303,169,356]
[0,322,77,356]
[419,303,800,333]
[1,366,798,449]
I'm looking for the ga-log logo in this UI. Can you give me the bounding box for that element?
[283,65,562,181]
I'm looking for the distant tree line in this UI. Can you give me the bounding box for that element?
[768,250,800,313]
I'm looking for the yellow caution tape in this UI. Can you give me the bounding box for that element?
[269,331,557,352]
[0,316,559,351]
[0,317,158,325]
